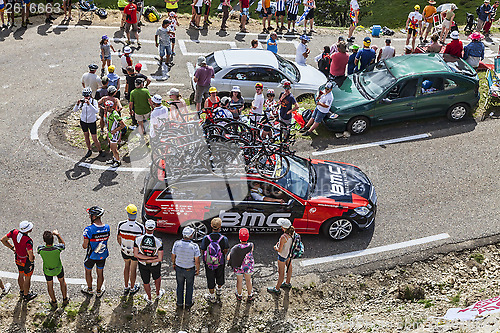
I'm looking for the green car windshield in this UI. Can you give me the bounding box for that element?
[358,62,397,99]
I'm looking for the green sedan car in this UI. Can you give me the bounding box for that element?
[323,53,479,135]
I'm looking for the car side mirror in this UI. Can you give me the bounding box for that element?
[380,98,392,104]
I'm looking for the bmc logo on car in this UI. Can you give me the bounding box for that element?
[219,211,292,227]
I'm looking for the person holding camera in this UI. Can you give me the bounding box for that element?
[73,87,104,159]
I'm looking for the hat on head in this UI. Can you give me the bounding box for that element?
[169,11,177,16]
[211,217,222,229]
[338,36,345,41]
[123,46,132,54]
[135,63,142,71]
[405,45,412,50]
[414,4,420,10]
[152,94,162,104]
[450,30,460,39]
[267,88,275,95]
[108,65,115,73]
[485,0,490,3]
[428,0,436,4]
[135,77,145,86]
[102,35,108,40]
[231,86,241,93]
[126,204,137,219]
[350,44,360,50]
[89,64,98,70]
[363,36,371,47]
[385,38,392,44]
[107,85,117,94]
[145,219,156,230]
[239,228,249,242]
[101,76,109,84]
[19,221,33,233]
[325,82,334,90]
[469,32,484,40]
[182,227,195,238]
[299,34,310,41]
[209,86,218,93]
[277,218,292,229]
[168,88,180,96]
[198,56,207,65]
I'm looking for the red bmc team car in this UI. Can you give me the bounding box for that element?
[142,155,377,241]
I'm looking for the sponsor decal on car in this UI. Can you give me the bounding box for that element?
[219,210,292,227]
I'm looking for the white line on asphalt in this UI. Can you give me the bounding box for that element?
[187,62,195,77]
[117,76,184,86]
[177,39,237,56]
[30,111,51,140]
[112,37,155,44]
[311,133,432,156]
[51,24,118,29]
[0,270,87,285]
[31,111,148,172]
[300,233,450,267]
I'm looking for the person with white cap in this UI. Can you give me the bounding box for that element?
[167,88,189,121]
[117,204,145,295]
[120,46,134,75]
[150,94,170,138]
[134,220,165,304]
[1,221,37,301]
[443,30,463,61]
[73,88,104,159]
[267,218,295,295]
[82,64,102,95]
[171,226,200,309]
[82,206,110,298]
[301,81,334,136]
[296,35,310,66]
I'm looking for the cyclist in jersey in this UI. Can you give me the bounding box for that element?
[1,221,37,301]
[406,5,423,52]
[134,220,165,304]
[347,0,359,42]
[204,86,220,110]
[82,206,110,297]
[37,230,69,309]
[105,100,126,168]
[117,204,145,295]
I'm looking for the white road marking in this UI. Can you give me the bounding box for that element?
[31,111,148,172]
[117,76,184,86]
[112,37,156,44]
[312,133,431,156]
[300,233,450,267]
[0,270,87,285]
[178,39,237,56]
[187,62,195,77]
[51,24,118,29]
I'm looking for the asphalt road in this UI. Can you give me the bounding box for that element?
[1,18,500,295]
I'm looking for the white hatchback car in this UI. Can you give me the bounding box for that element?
[193,49,327,101]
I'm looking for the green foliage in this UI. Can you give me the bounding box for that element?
[470,252,485,264]
[450,291,461,306]
[315,0,374,27]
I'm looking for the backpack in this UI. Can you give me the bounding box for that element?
[301,109,312,123]
[96,8,107,18]
[288,233,304,259]
[203,235,224,270]
[144,6,160,22]
[317,54,331,77]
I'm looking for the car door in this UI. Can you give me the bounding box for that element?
[415,76,458,117]
[372,78,419,122]
[242,181,307,233]
[222,67,259,100]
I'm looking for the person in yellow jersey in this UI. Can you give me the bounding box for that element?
[118,0,129,29]
[165,0,178,13]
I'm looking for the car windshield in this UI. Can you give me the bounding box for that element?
[206,52,222,74]
[275,54,300,82]
[358,62,397,99]
[276,156,310,199]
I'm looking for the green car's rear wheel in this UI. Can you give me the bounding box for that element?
[447,103,469,121]
[347,116,370,135]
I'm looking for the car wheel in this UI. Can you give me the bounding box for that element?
[347,116,370,135]
[447,103,469,121]
[182,220,209,242]
[296,94,314,102]
[323,218,354,240]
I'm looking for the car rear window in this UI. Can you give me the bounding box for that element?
[445,58,476,77]
[206,53,222,74]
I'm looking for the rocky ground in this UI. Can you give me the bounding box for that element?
[0,241,499,332]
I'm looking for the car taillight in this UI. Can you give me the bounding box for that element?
[144,204,161,215]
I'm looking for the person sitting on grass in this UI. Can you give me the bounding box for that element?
[301,82,335,136]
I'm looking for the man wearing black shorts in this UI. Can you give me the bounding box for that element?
[134,220,165,303]
[73,88,104,159]
[45,0,55,23]
[38,230,69,309]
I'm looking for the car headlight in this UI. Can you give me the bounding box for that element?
[354,206,370,216]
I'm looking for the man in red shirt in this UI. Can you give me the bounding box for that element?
[1,221,37,302]
[124,0,140,46]
[443,30,463,60]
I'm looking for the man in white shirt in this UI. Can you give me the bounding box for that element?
[149,94,169,138]
[251,82,265,125]
[295,35,310,65]
[377,38,396,62]
[301,82,334,136]
[81,64,102,95]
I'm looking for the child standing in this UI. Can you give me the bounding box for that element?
[168,12,179,56]
[262,89,278,139]
[100,36,116,77]
[347,44,359,75]
[227,228,254,302]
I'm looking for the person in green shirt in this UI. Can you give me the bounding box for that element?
[105,100,126,168]
[37,230,68,309]
[129,78,152,137]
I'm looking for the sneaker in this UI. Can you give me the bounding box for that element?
[49,300,57,310]
[281,282,292,289]
[189,21,196,28]
[126,40,131,45]
[204,293,217,303]
[215,286,222,296]
[2,283,11,295]
[130,283,140,294]
[96,287,106,298]
[19,290,24,297]
[266,287,281,295]
[268,26,274,30]
[2,24,7,29]
[156,289,165,300]
[137,42,141,46]
[106,158,115,165]
[143,294,152,304]
[23,292,37,302]
[185,302,194,309]
[235,293,243,301]
[84,150,92,158]
[111,160,121,168]
[247,293,255,302]
[45,18,51,24]
[81,285,93,295]
[310,29,316,33]
[62,297,70,306]
[123,287,130,295]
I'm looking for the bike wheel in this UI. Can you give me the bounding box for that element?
[254,152,290,180]
[207,142,246,178]
[223,121,253,143]
[203,124,228,140]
